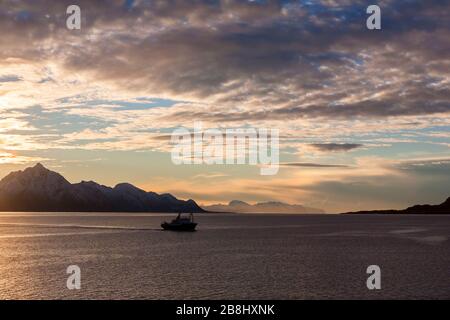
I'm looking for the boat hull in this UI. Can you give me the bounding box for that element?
[161,222,197,232]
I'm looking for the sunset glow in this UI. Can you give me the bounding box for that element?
[0,0,449,212]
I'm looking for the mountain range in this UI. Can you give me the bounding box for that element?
[343,197,450,214]
[2,163,446,215]
[203,200,324,214]
[0,163,204,213]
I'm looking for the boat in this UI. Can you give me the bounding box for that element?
[161,213,197,231]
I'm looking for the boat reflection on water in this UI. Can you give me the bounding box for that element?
[161,213,197,231]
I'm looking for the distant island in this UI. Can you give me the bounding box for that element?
[0,164,204,213]
[202,200,324,214]
[343,197,450,214]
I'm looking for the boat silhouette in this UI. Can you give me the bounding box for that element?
[161,213,197,231]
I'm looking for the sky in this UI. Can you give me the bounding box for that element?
[0,0,449,213]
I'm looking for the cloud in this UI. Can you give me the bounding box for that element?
[0,75,22,83]
[0,0,448,122]
[310,143,364,152]
[0,152,49,165]
[280,162,350,168]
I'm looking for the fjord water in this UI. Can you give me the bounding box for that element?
[0,213,448,299]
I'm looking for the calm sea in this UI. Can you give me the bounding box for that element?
[0,213,448,299]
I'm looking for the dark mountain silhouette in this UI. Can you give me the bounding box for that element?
[343,197,450,214]
[0,163,204,213]
[203,200,324,214]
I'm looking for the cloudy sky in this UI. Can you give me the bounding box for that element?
[0,0,449,212]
